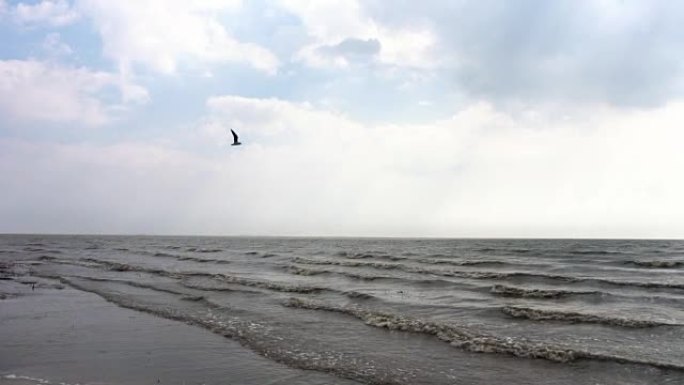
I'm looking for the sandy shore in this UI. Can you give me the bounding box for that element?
[0,275,357,385]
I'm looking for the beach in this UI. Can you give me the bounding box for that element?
[0,268,355,385]
[2,235,684,384]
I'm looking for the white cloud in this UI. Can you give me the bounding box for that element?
[278,0,369,41]
[4,96,683,237]
[12,0,79,26]
[375,27,436,68]
[278,0,438,69]
[141,97,684,237]
[205,95,354,141]
[0,60,148,126]
[42,32,73,57]
[76,0,279,75]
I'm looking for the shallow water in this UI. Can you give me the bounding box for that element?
[2,235,684,384]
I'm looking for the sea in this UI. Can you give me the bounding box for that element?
[1,235,684,385]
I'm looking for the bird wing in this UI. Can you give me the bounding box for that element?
[230,129,239,143]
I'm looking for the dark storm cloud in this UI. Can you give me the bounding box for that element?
[364,0,684,106]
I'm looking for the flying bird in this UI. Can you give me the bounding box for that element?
[230,129,242,146]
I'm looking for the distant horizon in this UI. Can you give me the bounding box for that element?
[2,232,682,242]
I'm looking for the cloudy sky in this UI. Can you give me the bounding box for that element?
[1,0,684,238]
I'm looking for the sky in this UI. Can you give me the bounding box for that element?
[1,0,684,238]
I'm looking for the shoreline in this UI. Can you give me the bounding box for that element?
[0,276,358,385]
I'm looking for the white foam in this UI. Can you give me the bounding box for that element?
[3,374,80,385]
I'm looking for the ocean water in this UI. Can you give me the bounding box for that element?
[2,235,684,384]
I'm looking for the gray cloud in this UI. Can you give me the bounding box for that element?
[316,38,381,62]
[364,0,684,106]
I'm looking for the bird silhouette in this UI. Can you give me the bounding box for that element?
[230,129,242,146]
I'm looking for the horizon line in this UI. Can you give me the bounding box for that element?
[1,232,682,241]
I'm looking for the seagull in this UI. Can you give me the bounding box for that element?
[230,129,242,146]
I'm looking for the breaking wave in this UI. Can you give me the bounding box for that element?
[62,275,192,297]
[244,251,278,258]
[287,264,392,281]
[283,298,683,370]
[473,247,534,254]
[286,266,327,276]
[48,278,420,385]
[343,291,375,300]
[627,260,683,268]
[47,258,379,304]
[292,257,684,291]
[144,251,231,264]
[78,258,328,295]
[285,298,583,363]
[185,247,223,253]
[421,258,509,267]
[500,306,671,328]
[335,251,406,261]
[80,258,176,276]
[569,250,624,256]
[490,284,596,299]
[180,275,327,294]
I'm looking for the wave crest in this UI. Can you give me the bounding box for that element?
[627,260,683,268]
[284,298,683,370]
[501,306,669,328]
[490,284,592,299]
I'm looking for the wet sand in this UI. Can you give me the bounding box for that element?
[0,277,358,385]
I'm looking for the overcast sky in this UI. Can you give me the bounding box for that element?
[2,0,684,238]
